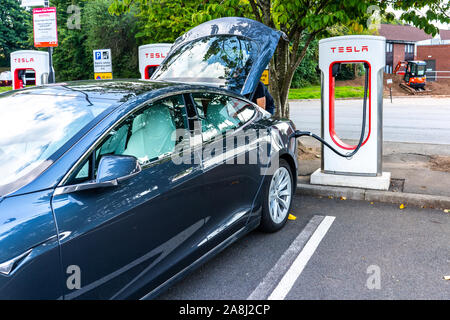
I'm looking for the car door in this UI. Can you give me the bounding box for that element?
[51,94,206,300]
[189,91,266,242]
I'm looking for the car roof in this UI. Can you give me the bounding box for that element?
[4,79,245,104]
[4,80,174,103]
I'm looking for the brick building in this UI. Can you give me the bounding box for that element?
[416,44,450,81]
[378,24,432,73]
[414,28,450,81]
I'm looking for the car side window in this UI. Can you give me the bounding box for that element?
[232,98,256,123]
[66,95,187,185]
[68,156,92,185]
[191,93,253,141]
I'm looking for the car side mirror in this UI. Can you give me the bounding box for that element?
[55,155,141,195]
[96,155,141,183]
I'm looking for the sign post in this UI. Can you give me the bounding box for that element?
[93,49,113,80]
[386,78,393,103]
[32,4,57,83]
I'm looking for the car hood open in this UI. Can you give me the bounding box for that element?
[151,17,284,96]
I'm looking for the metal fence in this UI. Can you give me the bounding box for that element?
[425,70,450,81]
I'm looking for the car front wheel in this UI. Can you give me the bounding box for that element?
[259,158,294,232]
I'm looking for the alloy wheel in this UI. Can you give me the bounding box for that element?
[268,166,292,224]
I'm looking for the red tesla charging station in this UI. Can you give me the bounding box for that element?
[138,44,172,79]
[310,35,391,190]
[10,50,50,90]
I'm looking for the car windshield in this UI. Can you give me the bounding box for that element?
[0,93,113,195]
[152,35,258,93]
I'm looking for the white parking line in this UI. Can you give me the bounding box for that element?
[247,215,335,300]
[268,215,335,300]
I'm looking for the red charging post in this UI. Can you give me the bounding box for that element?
[11,51,50,89]
[310,35,391,190]
[138,44,172,79]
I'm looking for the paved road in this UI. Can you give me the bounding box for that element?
[158,195,450,300]
[290,97,450,145]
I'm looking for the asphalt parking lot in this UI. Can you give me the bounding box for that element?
[158,195,450,300]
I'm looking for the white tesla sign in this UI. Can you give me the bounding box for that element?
[93,49,112,73]
[20,0,46,7]
[93,49,113,79]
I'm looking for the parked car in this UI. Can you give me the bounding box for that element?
[0,17,297,299]
[0,71,12,87]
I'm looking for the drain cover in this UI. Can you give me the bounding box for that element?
[389,178,405,192]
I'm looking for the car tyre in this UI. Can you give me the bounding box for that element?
[259,158,294,233]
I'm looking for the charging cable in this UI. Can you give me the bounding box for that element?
[290,63,369,159]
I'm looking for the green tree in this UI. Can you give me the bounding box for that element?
[0,0,32,67]
[52,0,90,81]
[291,39,319,88]
[110,0,449,118]
[84,0,139,78]
[110,0,205,44]
[197,0,449,117]
[51,0,139,81]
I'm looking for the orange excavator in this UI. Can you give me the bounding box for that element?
[394,60,428,94]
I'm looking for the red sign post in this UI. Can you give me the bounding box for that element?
[33,7,58,48]
[32,6,57,83]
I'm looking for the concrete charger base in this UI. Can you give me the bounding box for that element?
[310,169,391,191]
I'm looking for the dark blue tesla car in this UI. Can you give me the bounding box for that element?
[0,17,297,299]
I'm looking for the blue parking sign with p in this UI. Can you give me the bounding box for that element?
[95,52,102,60]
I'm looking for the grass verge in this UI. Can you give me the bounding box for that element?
[289,85,364,99]
[0,86,11,93]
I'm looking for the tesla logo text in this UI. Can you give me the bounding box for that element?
[145,52,166,59]
[330,46,369,53]
[13,58,35,63]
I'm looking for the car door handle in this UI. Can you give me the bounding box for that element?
[171,167,194,182]
[0,249,32,276]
